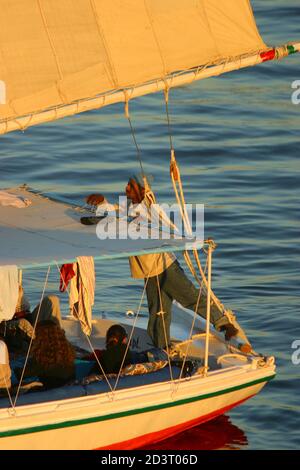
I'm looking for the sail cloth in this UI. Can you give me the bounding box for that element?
[0,190,32,208]
[0,0,266,134]
[0,187,202,268]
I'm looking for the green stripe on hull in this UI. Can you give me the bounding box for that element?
[0,374,275,439]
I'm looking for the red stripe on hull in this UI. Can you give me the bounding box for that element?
[97,394,255,450]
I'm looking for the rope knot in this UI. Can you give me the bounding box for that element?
[123,90,130,119]
[276,45,289,60]
[156,310,165,316]
[170,160,179,182]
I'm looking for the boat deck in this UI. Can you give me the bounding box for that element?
[0,358,207,409]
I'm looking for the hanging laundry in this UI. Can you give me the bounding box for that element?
[0,265,19,321]
[59,263,76,292]
[0,340,7,365]
[69,257,95,336]
[0,340,11,389]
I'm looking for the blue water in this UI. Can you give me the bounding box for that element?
[0,0,300,450]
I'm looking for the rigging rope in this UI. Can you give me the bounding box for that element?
[177,255,208,386]
[124,91,145,178]
[124,91,161,218]
[113,271,151,392]
[124,91,184,240]
[163,87,225,315]
[164,87,174,153]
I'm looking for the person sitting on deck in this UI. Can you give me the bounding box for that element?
[85,176,239,350]
[85,324,132,375]
[15,296,75,389]
[82,324,170,377]
[31,294,63,327]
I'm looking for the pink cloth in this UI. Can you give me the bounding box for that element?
[59,264,75,292]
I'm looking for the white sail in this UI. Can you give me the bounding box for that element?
[0,187,202,268]
[0,0,267,133]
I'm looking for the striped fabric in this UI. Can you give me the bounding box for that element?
[69,257,95,336]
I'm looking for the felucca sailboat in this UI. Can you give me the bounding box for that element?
[0,0,298,449]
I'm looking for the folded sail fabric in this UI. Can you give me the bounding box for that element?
[0,265,19,321]
[0,190,31,208]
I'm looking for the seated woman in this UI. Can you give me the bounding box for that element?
[15,296,75,389]
[31,294,62,326]
[88,324,132,375]
[84,324,168,376]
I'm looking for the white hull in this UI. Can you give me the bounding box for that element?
[0,308,275,450]
[0,363,274,450]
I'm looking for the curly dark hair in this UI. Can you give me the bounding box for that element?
[31,321,75,368]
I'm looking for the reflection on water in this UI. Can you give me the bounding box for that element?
[142,415,248,451]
